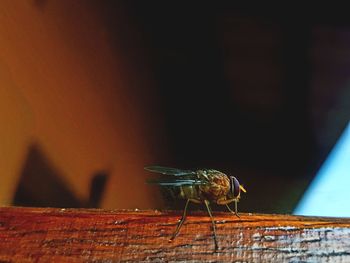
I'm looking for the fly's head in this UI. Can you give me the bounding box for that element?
[228,176,247,200]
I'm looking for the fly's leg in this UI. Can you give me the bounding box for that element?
[225,204,235,215]
[217,198,240,218]
[169,199,190,242]
[235,200,239,218]
[225,201,240,218]
[204,200,218,251]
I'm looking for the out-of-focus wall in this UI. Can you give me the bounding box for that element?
[0,1,163,208]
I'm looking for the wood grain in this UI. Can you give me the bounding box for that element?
[1,207,350,262]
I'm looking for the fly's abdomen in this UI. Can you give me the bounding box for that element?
[179,185,200,200]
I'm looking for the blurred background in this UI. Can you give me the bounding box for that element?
[1,1,350,215]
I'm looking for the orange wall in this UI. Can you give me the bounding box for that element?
[0,1,163,208]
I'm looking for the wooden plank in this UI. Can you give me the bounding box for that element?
[1,207,350,262]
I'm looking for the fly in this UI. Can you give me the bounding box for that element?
[144,165,247,250]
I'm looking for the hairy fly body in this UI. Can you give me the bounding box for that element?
[144,165,246,250]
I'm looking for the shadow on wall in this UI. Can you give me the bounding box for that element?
[13,143,108,208]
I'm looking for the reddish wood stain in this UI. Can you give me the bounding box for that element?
[1,207,350,262]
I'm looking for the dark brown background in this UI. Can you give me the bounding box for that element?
[1,1,349,214]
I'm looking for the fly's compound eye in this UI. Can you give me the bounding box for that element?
[230,176,240,198]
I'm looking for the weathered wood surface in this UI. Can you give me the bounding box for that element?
[1,207,350,262]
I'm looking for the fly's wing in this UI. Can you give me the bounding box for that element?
[147,178,205,186]
[144,166,196,176]
[145,165,208,186]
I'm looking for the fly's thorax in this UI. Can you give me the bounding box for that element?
[197,170,230,201]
